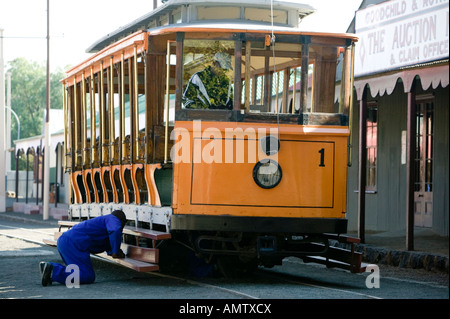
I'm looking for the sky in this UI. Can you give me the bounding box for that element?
[0,0,362,72]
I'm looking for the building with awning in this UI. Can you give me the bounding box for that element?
[346,0,449,247]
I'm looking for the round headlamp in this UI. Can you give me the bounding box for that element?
[253,159,282,189]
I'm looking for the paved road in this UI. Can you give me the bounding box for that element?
[0,219,448,310]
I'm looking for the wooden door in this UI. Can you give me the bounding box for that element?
[414,96,434,228]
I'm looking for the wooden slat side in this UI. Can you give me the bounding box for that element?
[58,221,79,227]
[122,243,159,264]
[97,252,159,272]
[43,238,57,246]
[54,232,63,240]
[123,226,171,240]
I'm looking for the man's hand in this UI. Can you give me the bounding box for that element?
[112,249,126,259]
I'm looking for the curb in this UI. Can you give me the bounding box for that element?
[333,241,449,274]
[0,213,59,226]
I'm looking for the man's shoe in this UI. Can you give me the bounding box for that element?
[40,262,53,287]
[39,261,46,275]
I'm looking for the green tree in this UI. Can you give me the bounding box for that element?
[7,57,65,141]
[6,57,66,170]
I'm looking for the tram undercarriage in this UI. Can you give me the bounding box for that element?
[160,229,366,277]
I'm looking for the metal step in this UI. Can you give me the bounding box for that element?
[303,255,368,273]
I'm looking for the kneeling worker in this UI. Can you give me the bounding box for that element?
[40,210,127,286]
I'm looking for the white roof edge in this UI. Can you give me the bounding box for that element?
[86,0,315,53]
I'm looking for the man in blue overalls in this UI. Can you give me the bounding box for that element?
[40,210,127,286]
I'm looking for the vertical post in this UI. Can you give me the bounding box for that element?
[144,53,152,164]
[6,73,11,171]
[300,42,309,113]
[175,32,184,113]
[348,43,356,167]
[41,147,45,203]
[43,0,50,220]
[15,151,19,202]
[120,54,125,163]
[109,58,115,164]
[233,38,242,111]
[133,46,139,163]
[100,62,106,165]
[73,78,80,169]
[291,67,296,114]
[0,28,6,212]
[282,68,289,113]
[36,146,40,206]
[263,54,270,111]
[81,73,87,167]
[54,145,59,207]
[244,41,251,113]
[90,68,97,166]
[26,151,30,204]
[63,83,68,169]
[406,80,416,251]
[164,41,171,164]
[358,86,368,243]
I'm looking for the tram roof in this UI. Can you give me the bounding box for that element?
[146,22,359,41]
[64,22,358,83]
[86,0,316,53]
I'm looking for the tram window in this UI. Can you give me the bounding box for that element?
[242,41,307,114]
[182,39,235,110]
[252,41,350,115]
[197,6,240,21]
[172,8,182,24]
[244,8,288,24]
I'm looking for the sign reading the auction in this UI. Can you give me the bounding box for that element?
[355,0,449,76]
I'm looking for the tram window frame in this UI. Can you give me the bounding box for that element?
[181,38,236,111]
[242,41,307,114]
[243,40,346,117]
[175,33,352,124]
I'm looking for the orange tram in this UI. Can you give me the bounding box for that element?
[53,0,365,276]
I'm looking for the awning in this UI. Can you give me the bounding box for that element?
[354,62,449,100]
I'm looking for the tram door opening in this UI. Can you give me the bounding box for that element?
[414,96,434,228]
